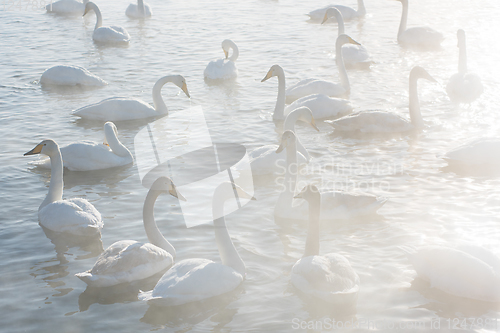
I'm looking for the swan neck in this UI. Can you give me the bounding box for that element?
[276,139,297,211]
[398,0,408,40]
[274,69,286,120]
[357,0,366,16]
[152,76,173,114]
[106,129,132,158]
[40,148,64,211]
[137,0,145,15]
[336,40,350,93]
[229,43,239,62]
[213,206,245,276]
[303,196,321,257]
[283,115,310,161]
[408,75,424,129]
[143,190,176,257]
[89,3,102,30]
[458,38,467,73]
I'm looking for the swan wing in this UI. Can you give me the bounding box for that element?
[204,59,238,80]
[40,65,107,87]
[76,240,173,287]
[327,111,413,133]
[286,79,345,104]
[139,258,243,305]
[307,4,359,21]
[125,3,152,18]
[342,44,371,66]
[38,198,102,237]
[406,246,500,302]
[399,27,443,49]
[93,26,130,44]
[45,0,84,15]
[285,94,352,120]
[292,255,359,303]
[249,145,307,176]
[59,141,132,171]
[446,72,483,103]
[73,97,157,121]
[444,138,500,165]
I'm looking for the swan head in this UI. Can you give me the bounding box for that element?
[457,29,465,47]
[150,176,186,201]
[276,130,296,153]
[171,75,190,98]
[83,2,95,16]
[261,64,284,82]
[294,184,320,202]
[221,39,237,59]
[322,7,342,24]
[293,107,319,131]
[214,182,255,203]
[24,139,59,157]
[336,34,361,47]
[410,66,436,83]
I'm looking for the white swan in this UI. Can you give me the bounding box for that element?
[139,182,253,306]
[125,0,152,18]
[275,130,386,220]
[292,184,360,304]
[284,34,360,104]
[45,0,88,15]
[40,65,107,87]
[322,7,371,69]
[307,0,366,22]
[75,177,185,287]
[30,122,133,171]
[73,75,190,121]
[443,138,500,167]
[446,30,483,103]
[84,2,130,45]
[394,0,443,50]
[24,140,103,237]
[204,40,239,81]
[249,107,318,176]
[326,66,435,134]
[402,245,500,302]
[284,94,352,121]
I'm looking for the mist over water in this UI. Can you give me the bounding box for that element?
[1,0,500,331]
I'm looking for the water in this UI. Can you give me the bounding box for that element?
[1,0,500,331]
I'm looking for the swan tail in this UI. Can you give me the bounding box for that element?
[75,271,96,285]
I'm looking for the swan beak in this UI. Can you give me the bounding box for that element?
[321,13,329,24]
[293,191,304,199]
[276,141,286,153]
[261,69,273,82]
[169,186,187,201]
[181,82,190,98]
[310,119,320,132]
[233,185,256,201]
[103,142,109,147]
[348,36,361,46]
[224,49,229,59]
[24,143,43,156]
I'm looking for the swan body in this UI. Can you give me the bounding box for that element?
[444,138,500,166]
[291,185,360,304]
[84,2,130,45]
[73,75,190,121]
[395,0,443,50]
[139,183,251,306]
[285,94,352,120]
[307,0,366,21]
[125,0,152,18]
[249,107,318,176]
[403,245,500,302]
[284,34,360,104]
[323,7,371,69]
[30,122,133,171]
[204,40,239,81]
[446,30,483,103]
[45,0,88,15]
[40,65,107,87]
[327,66,435,134]
[275,131,386,220]
[24,140,103,237]
[76,177,184,287]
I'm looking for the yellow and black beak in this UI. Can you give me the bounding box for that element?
[310,118,320,132]
[24,143,43,156]
[181,82,190,98]
[169,184,187,201]
[224,49,229,59]
[276,140,287,153]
